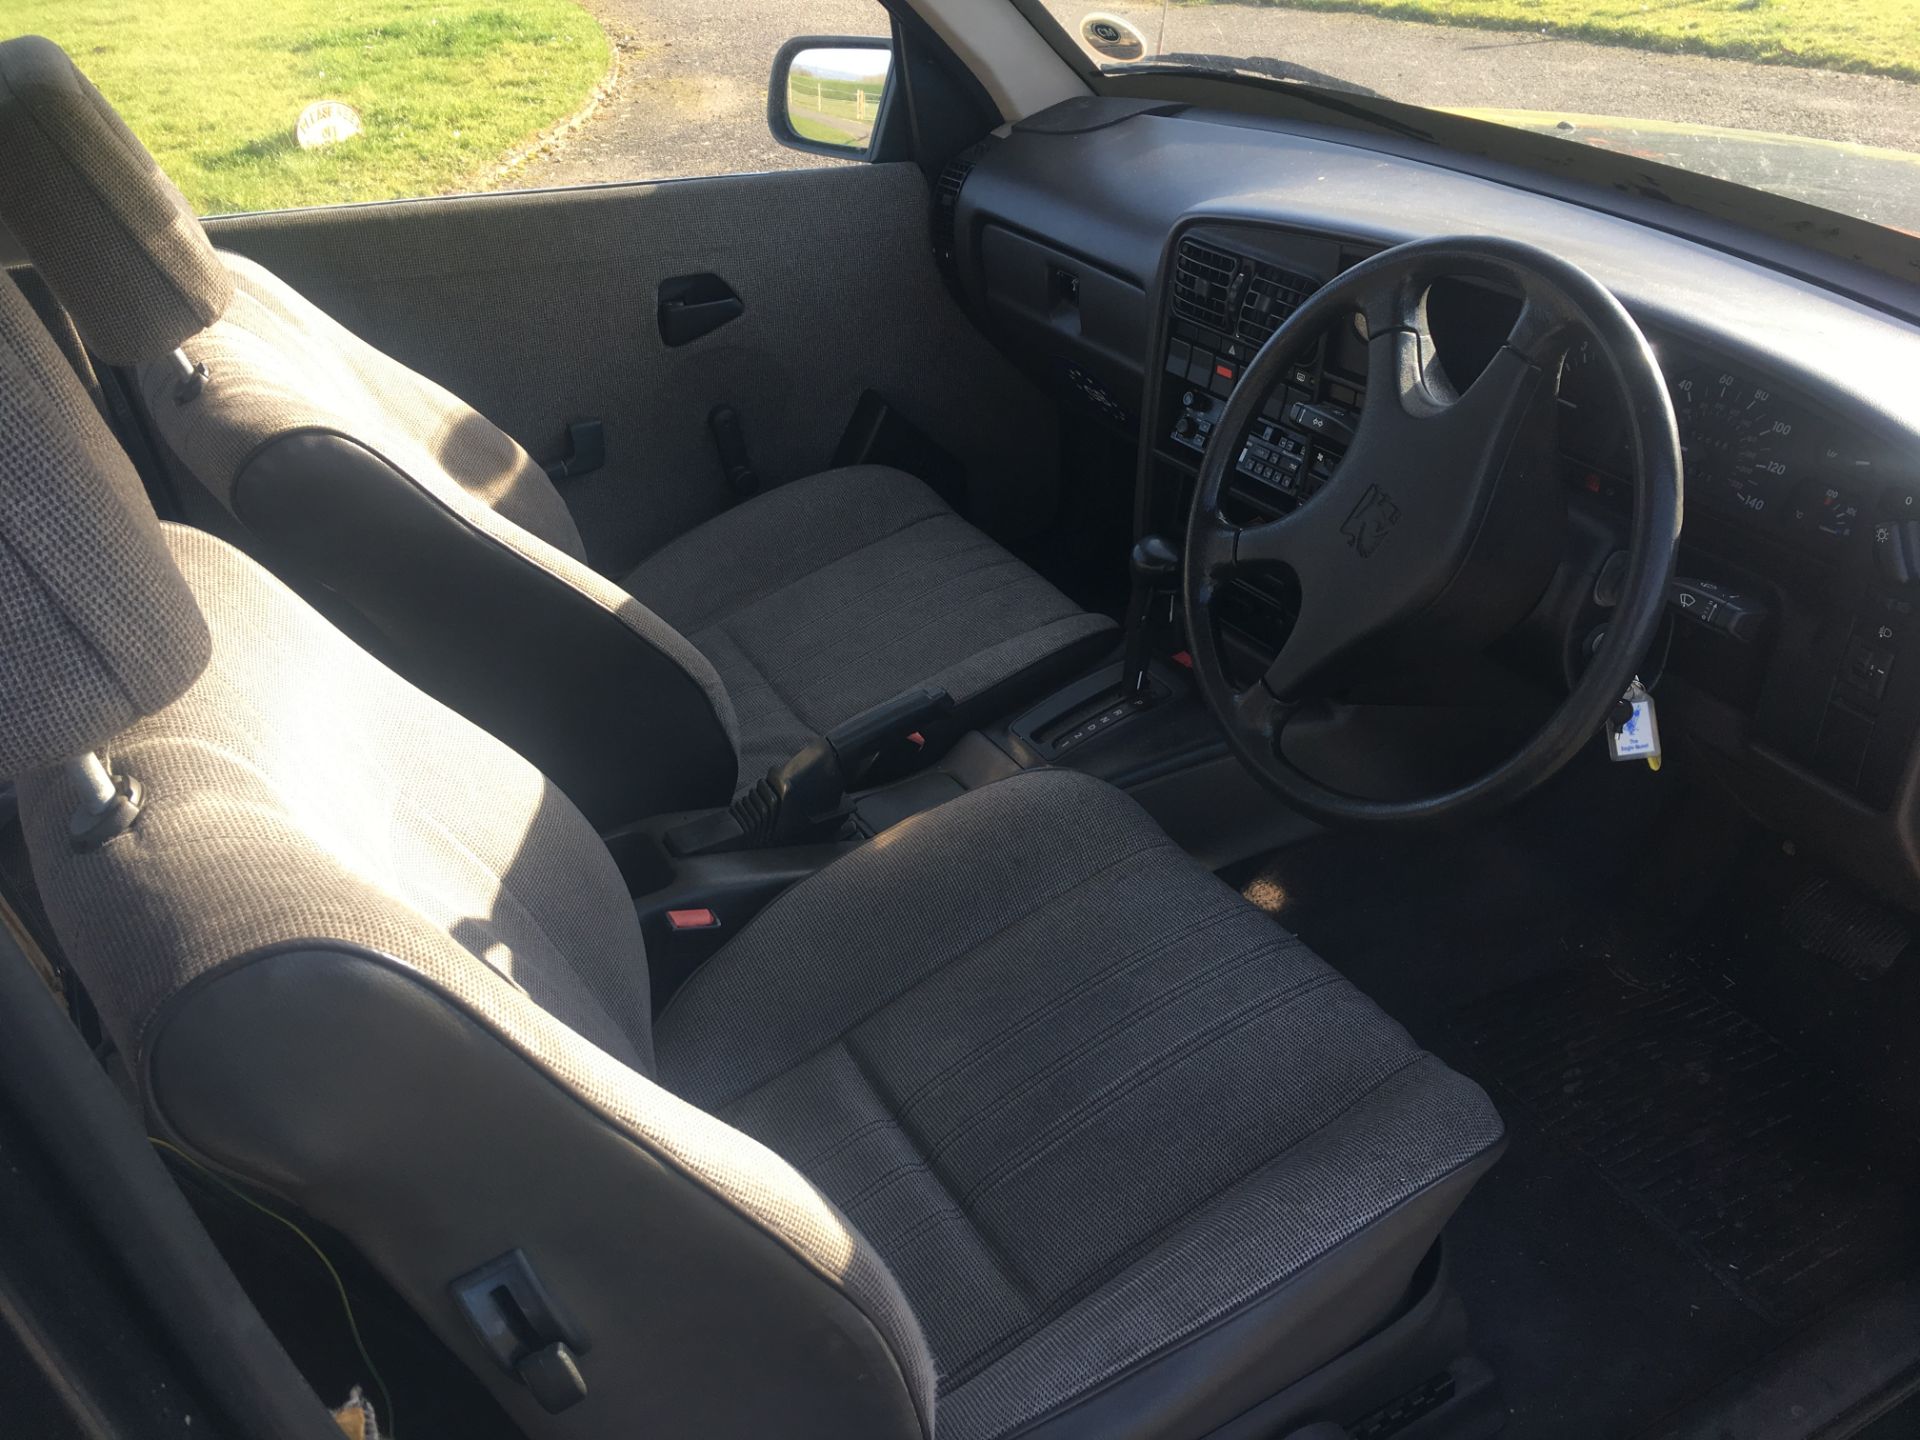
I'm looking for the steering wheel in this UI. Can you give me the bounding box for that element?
[1183,234,1682,826]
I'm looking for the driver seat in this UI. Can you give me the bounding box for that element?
[0,271,1505,1437]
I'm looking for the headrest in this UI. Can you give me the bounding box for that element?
[0,37,232,365]
[0,270,211,776]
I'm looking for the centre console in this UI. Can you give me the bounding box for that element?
[1144,227,1377,667]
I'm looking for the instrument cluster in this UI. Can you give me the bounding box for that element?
[1555,337,1903,548]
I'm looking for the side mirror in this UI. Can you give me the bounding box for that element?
[768,36,894,160]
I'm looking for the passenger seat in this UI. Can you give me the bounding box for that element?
[0,36,1116,828]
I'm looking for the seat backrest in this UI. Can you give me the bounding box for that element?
[0,36,741,829]
[0,269,934,1439]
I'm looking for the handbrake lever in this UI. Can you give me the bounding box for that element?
[666,687,954,856]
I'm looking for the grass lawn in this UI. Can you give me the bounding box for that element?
[789,74,886,120]
[791,112,870,146]
[1229,0,1920,82]
[8,0,610,214]
[787,72,882,148]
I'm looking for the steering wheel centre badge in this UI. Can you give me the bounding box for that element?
[1340,485,1401,557]
[1081,12,1147,62]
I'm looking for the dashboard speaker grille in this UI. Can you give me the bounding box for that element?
[1172,237,1238,331]
[1239,260,1319,346]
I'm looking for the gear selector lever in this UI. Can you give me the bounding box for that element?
[1003,536,1181,762]
[1124,535,1181,698]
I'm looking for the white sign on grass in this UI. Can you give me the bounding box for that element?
[296,100,363,151]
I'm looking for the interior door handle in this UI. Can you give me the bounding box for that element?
[658,274,744,346]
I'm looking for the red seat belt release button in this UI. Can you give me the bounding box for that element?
[666,907,720,931]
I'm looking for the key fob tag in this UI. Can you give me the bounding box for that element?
[1607,679,1662,767]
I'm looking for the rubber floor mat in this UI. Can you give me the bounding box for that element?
[1454,963,1920,1325]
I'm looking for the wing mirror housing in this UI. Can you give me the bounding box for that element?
[768,36,894,160]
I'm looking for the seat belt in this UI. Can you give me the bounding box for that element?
[0,886,62,1008]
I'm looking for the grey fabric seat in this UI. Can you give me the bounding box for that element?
[625,465,1104,781]
[656,773,1506,1437]
[0,267,1504,1438]
[0,36,1115,829]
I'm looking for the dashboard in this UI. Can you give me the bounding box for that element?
[945,96,1920,902]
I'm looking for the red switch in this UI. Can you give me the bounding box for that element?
[666,908,720,931]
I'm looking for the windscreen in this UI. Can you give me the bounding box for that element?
[1030,1,1920,237]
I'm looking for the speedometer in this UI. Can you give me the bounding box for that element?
[1670,368,1800,517]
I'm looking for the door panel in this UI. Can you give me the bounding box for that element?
[203,164,1059,574]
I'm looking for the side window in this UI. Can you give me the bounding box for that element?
[11,1,895,216]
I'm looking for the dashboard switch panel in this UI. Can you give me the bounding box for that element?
[1871,518,1920,587]
[1842,637,1896,702]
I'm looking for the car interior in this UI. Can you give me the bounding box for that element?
[1,3,1918,1439]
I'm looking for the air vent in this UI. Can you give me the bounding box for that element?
[1171,238,1238,332]
[931,138,995,298]
[1238,260,1319,347]
[934,149,974,214]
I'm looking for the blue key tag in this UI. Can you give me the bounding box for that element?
[1607,678,1662,770]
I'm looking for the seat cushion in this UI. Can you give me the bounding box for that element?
[624,468,1115,782]
[656,770,1505,1439]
